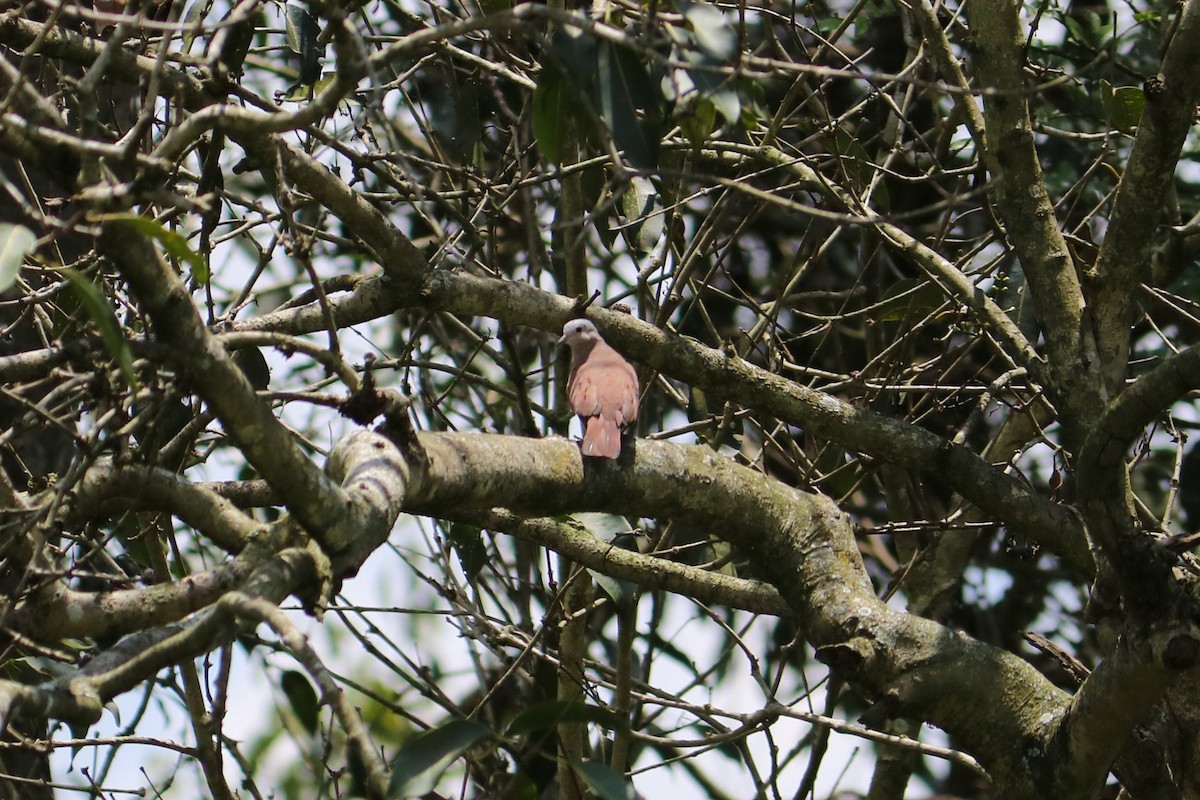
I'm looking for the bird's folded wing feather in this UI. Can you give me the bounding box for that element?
[568,346,639,424]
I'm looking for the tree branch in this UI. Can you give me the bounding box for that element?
[96,221,359,553]
[393,432,1084,797]
[71,462,259,553]
[1089,1,1200,395]
[964,0,1105,440]
[241,270,1090,571]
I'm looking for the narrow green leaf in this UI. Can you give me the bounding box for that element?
[549,26,597,86]
[0,223,35,292]
[61,268,140,391]
[104,213,209,284]
[233,346,271,391]
[388,719,492,798]
[533,63,570,163]
[679,96,717,148]
[281,670,320,734]
[179,0,214,52]
[573,761,642,800]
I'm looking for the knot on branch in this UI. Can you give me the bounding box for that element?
[814,636,873,673]
[1157,629,1200,670]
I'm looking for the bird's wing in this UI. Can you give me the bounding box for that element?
[568,363,602,417]
[570,345,639,424]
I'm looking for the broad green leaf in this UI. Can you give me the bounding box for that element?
[619,175,664,255]
[388,719,492,798]
[684,2,735,60]
[1100,79,1144,135]
[679,96,718,148]
[506,699,627,737]
[104,213,209,284]
[597,40,661,169]
[709,87,739,125]
[573,761,642,800]
[570,513,640,609]
[875,278,945,322]
[0,223,35,292]
[61,268,140,391]
[281,670,320,734]
[285,2,322,85]
[428,72,483,164]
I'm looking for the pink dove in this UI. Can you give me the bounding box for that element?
[559,319,639,459]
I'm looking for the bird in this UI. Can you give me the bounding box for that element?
[559,318,639,459]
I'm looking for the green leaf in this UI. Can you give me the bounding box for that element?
[388,719,492,798]
[684,2,735,60]
[449,524,487,582]
[832,128,884,205]
[570,513,640,609]
[549,26,597,86]
[533,62,571,164]
[1100,79,1144,135]
[104,213,209,284]
[708,87,739,126]
[179,0,212,52]
[285,2,323,85]
[233,346,271,391]
[506,699,628,737]
[679,96,717,148]
[875,278,945,322]
[619,175,664,255]
[597,40,661,169]
[281,670,320,734]
[61,268,140,391]
[573,761,642,800]
[0,223,35,292]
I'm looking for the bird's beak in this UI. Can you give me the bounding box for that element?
[557,333,568,346]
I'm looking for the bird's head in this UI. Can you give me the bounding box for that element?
[558,318,601,348]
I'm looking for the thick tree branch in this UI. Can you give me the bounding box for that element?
[97,221,360,553]
[1090,1,1200,395]
[8,537,261,641]
[392,433,1087,797]
[1075,344,1200,621]
[71,463,259,553]
[965,1,1105,440]
[0,430,406,725]
[1064,633,1182,798]
[452,509,791,616]
[241,270,1090,572]
[0,425,1153,798]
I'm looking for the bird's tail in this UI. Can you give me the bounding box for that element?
[582,416,622,459]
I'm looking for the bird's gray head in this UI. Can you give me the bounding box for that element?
[558,318,601,348]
